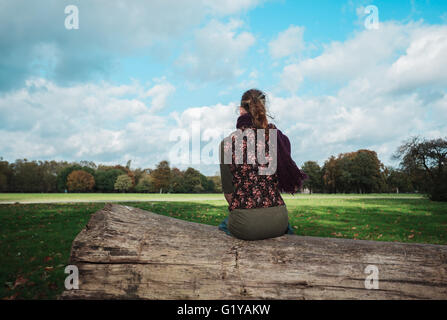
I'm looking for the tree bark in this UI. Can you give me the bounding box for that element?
[61,204,447,300]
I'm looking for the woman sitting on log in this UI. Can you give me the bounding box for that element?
[218,88,308,240]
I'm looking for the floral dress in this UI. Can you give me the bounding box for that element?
[222,122,286,211]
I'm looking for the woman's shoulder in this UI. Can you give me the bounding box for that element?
[267,123,277,129]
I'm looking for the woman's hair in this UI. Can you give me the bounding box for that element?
[241,88,270,129]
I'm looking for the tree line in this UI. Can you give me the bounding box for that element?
[0,159,220,194]
[0,136,445,200]
[302,136,446,201]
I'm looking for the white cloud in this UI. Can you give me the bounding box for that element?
[268,21,447,166]
[265,88,441,168]
[0,78,175,165]
[2,12,447,176]
[280,22,414,90]
[1,73,445,174]
[143,80,176,112]
[387,25,447,92]
[0,77,239,172]
[268,25,305,59]
[173,103,236,133]
[175,19,256,82]
[0,0,266,90]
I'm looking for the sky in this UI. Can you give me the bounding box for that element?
[1,0,447,175]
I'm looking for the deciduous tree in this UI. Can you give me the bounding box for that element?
[302,161,323,193]
[114,174,133,193]
[66,170,95,192]
[393,136,447,201]
[151,161,171,193]
[135,174,152,193]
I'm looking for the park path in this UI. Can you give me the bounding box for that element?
[0,197,225,204]
[0,195,423,204]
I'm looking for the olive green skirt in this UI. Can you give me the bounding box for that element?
[228,205,289,241]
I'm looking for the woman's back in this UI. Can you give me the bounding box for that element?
[223,118,285,211]
[220,100,289,240]
[219,88,306,240]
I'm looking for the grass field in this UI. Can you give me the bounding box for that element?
[1,193,446,299]
[0,192,425,204]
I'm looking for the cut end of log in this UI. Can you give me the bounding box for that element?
[60,204,447,300]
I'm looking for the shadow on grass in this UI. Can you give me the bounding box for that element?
[285,197,447,245]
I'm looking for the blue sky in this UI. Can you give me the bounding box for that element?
[1,0,447,175]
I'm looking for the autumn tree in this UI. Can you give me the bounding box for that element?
[114,174,133,193]
[57,164,95,192]
[322,156,341,193]
[133,168,151,187]
[151,161,171,193]
[66,170,95,192]
[114,164,135,187]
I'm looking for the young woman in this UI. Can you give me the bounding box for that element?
[218,88,308,241]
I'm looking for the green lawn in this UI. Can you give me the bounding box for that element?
[0,193,446,299]
[0,193,226,203]
[0,192,424,204]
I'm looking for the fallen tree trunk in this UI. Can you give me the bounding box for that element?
[61,203,447,299]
